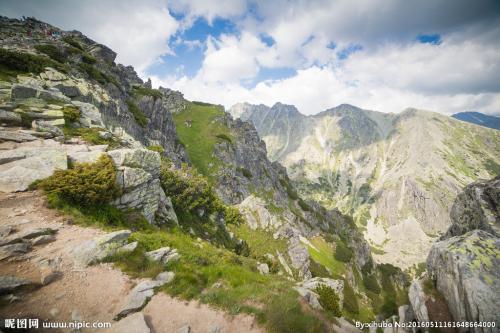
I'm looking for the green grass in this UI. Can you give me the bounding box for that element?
[173,102,233,178]
[307,236,347,278]
[62,126,120,147]
[229,224,288,259]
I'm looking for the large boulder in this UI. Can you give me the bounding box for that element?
[427,230,499,331]
[237,195,281,230]
[0,144,67,192]
[108,149,177,224]
[71,230,134,266]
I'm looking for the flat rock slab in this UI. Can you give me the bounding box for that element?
[106,312,150,333]
[71,230,132,267]
[0,242,30,261]
[0,275,38,294]
[144,247,180,264]
[0,130,38,143]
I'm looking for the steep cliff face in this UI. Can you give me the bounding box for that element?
[426,178,500,332]
[231,102,500,269]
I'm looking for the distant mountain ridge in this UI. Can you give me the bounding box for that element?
[230,102,500,269]
[452,111,500,130]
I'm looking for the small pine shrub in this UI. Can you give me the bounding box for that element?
[82,53,97,64]
[0,48,61,74]
[62,105,81,123]
[34,44,67,63]
[126,99,147,127]
[62,36,84,51]
[315,285,342,317]
[334,241,353,263]
[35,155,120,206]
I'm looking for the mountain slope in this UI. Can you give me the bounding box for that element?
[230,103,500,269]
[452,111,500,130]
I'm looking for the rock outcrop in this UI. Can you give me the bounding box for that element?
[294,277,344,311]
[425,178,500,332]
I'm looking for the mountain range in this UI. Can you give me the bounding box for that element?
[230,102,500,269]
[452,111,500,130]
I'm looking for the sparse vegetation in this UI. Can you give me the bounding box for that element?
[343,280,359,315]
[0,47,64,74]
[126,98,148,127]
[34,44,67,63]
[63,36,84,51]
[62,105,81,123]
[132,86,163,100]
[236,167,253,179]
[334,241,353,263]
[147,145,165,154]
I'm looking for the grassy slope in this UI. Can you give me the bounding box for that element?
[173,102,233,178]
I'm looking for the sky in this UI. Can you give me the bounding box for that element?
[2,0,500,115]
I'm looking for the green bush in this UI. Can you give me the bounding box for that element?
[133,86,163,100]
[62,127,119,147]
[215,133,232,143]
[126,99,147,127]
[62,36,84,51]
[35,155,120,206]
[363,273,381,294]
[0,48,61,74]
[343,280,359,314]
[334,241,353,263]
[62,105,81,123]
[82,53,97,64]
[279,178,299,200]
[297,198,311,211]
[34,44,67,63]
[316,285,342,317]
[236,167,252,179]
[147,145,165,154]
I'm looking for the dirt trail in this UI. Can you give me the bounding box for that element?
[0,191,264,333]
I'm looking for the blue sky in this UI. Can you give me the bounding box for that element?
[2,0,500,115]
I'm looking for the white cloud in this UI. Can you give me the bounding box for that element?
[168,0,247,23]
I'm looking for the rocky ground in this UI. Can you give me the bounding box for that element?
[0,191,264,333]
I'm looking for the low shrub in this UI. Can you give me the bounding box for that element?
[78,62,106,84]
[297,198,311,211]
[279,178,299,200]
[147,145,164,154]
[132,86,163,100]
[62,36,84,51]
[34,44,67,63]
[126,98,147,127]
[81,53,97,64]
[0,48,61,74]
[334,241,353,263]
[316,285,342,317]
[215,133,232,144]
[35,155,120,206]
[62,105,81,123]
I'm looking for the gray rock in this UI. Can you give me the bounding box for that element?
[19,227,57,239]
[31,234,56,246]
[154,271,175,284]
[0,225,14,237]
[295,277,344,311]
[72,101,104,128]
[11,84,38,99]
[0,150,26,165]
[0,146,67,192]
[99,131,112,139]
[0,275,38,294]
[427,230,499,331]
[37,88,71,103]
[177,325,191,333]
[0,130,38,143]
[408,280,429,328]
[257,263,269,275]
[107,312,150,333]
[208,325,224,333]
[71,230,132,266]
[0,242,30,260]
[144,247,180,264]
[0,110,22,126]
[32,120,64,137]
[54,83,81,97]
[40,270,62,285]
